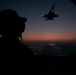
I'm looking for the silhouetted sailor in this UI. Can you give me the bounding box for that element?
[0,9,34,58]
[0,9,35,74]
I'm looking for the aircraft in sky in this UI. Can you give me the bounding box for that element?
[41,4,59,21]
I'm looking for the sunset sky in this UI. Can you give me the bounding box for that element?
[0,0,76,41]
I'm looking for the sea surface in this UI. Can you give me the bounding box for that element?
[24,41,76,56]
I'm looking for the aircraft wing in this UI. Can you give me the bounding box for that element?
[48,4,55,14]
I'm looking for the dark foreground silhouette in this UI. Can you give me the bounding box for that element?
[0,9,34,55]
[0,9,35,74]
[71,0,76,5]
[0,9,76,75]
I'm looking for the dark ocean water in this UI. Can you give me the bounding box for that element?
[24,41,76,56]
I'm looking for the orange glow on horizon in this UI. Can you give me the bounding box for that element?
[23,35,76,42]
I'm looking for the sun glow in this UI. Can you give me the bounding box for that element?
[23,34,76,42]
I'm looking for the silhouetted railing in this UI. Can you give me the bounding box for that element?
[28,45,76,56]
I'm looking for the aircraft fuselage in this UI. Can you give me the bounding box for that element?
[43,13,59,20]
[41,4,59,21]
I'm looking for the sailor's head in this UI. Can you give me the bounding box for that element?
[0,9,27,37]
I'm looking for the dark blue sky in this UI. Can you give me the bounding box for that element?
[0,0,76,41]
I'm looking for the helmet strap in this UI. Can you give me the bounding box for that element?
[19,34,23,44]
